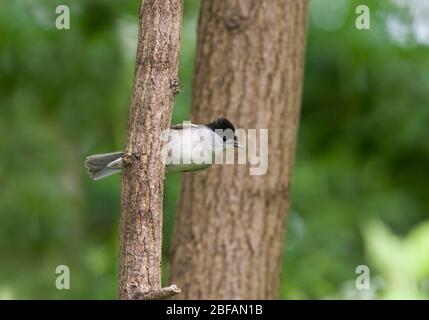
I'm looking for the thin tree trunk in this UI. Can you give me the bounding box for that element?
[169,0,308,299]
[118,0,183,300]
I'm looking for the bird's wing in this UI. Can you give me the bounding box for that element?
[170,123,198,130]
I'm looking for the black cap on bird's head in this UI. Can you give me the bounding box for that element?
[206,117,236,133]
[206,118,242,148]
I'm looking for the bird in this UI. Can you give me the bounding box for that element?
[85,117,242,180]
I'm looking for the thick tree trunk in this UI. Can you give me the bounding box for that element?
[118,0,183,300]
[169,0,308,299]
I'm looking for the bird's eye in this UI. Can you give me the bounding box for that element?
[222,136,227,142]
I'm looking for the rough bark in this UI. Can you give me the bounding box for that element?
[169,0,308,299]
[118,0,183,300]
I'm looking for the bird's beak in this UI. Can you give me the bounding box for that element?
[234,142,244,149]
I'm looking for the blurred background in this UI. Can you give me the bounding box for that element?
[1,0,429,299]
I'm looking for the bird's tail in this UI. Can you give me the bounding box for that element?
[85,151,123,180]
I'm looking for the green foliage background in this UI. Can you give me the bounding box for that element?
[1,0,428,299]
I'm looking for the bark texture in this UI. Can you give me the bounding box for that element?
[118,0,183,300]
[169,0,308,299]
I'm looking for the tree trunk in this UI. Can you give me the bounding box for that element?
[169,0,308,299]
[118,0,183,300]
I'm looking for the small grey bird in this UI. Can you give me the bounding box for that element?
[85,118,241,180]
